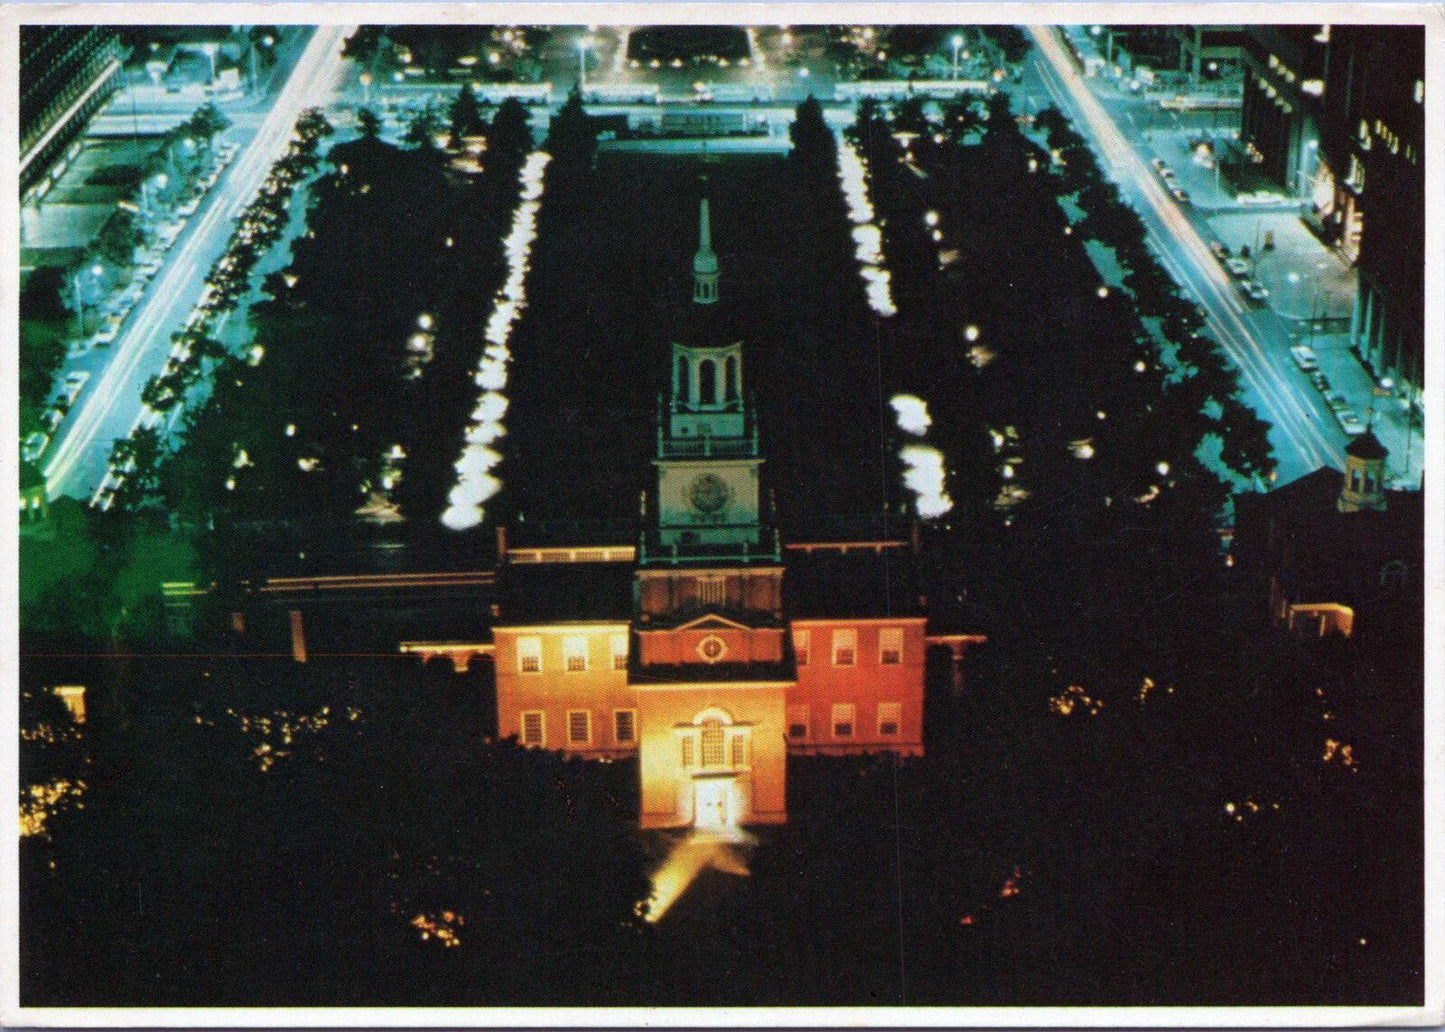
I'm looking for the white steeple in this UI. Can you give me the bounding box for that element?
[693,195,719,305]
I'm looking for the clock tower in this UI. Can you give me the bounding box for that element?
[651,195,766,550]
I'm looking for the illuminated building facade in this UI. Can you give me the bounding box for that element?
[480,195,982,832]
[20,27,126,200]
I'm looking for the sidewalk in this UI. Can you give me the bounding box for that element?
[1206,210,1356,320]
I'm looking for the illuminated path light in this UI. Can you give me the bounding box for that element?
[442,150,550,531]
[1027,26,1333,474]
[899,444,953,519]
[889,394,933,437]
[835,134,897,317]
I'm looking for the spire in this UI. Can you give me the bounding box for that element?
[692,195,719,305]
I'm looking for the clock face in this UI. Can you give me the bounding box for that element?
[688,472,732,514]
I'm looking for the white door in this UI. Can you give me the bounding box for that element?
[694,778,732,832]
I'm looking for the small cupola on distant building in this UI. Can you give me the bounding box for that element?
[1338,430,1389,512]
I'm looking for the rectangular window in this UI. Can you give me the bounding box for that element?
[613,709,636,744]
[563,635,588,673]
[701,723,725,766]
[730,734,748,768]
[878,702,901,736]
[521,711,545,746]
[567,709,591,745]
[610,633,628,671]
[681,736,695,768]
[794,629,810,666]
[698,577,725,605]
[517,636,542,673]
[832,703,856,738]
[879,627,903,665]
[787,704,810,739]
[832,628,857,667]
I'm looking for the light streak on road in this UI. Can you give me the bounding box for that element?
[44,25,355,499]
[1027,27,1334,475]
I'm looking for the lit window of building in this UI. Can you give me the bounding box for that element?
[794,629,810,665]
[610,633,628,670]
[518,636,542,673]
[730,734,748,768]
[563,635,588,672]
[567,709,591,745]
[879,627,903,665]
[787,704,809,739]
[700,719,725,766]
[521,710,545,746]
[832,628,856,666]
[832,703,856,738]
[680,735,695,768]
[698,577,725,605]
[878,702,901,736]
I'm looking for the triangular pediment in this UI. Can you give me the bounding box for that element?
[672,612,754,632]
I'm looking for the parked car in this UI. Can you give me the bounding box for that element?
[1244,281,1271,303]
[1171,186,1191,204]
[1323,391,1349,413]
[1290,345,1319,371]
[1210,242,1231,261]
[61,370,90,403]
[1308,370,1331,392]
[1225,257,1250,277]
[1336,410,1367,435]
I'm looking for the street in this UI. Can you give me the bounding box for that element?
[1023,26,1343,487]
[42,25,354,500]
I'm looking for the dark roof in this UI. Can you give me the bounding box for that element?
[666,298,746,351]
[495,561,635,625]
[785,548,926,620]
[1231,466,1424,610]
[1345,430,1389,461]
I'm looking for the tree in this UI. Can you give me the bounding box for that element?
[93,208,141,266]
[1218,398,1276,480]
[356,106,383,140]
[186,103,231,147]
[447,84,484,147]
[788,95,833,166]
[404,102,444,151]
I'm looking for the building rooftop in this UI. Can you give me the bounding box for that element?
[785,547,927,620]
[494,561,636,625]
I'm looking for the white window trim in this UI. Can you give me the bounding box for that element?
[832,628,857,667]
[567,709,592,746]
[879,627,904,665]
[613,708,637,744]
[562,635,588,673]
[794,629,810,666]
[610,633,629,671]
[520,710,545,747]
[832,702,856,738]
[878,702,901,736]
[517,635,542,674]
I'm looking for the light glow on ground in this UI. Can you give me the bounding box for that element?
[441,150,549,531]
[643,830,754,923]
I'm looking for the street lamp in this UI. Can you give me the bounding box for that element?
[952,34,963,80]
[576,37,592,95]
[201,42,219,87]
[73,263,103,337]
[359,70,373,104]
